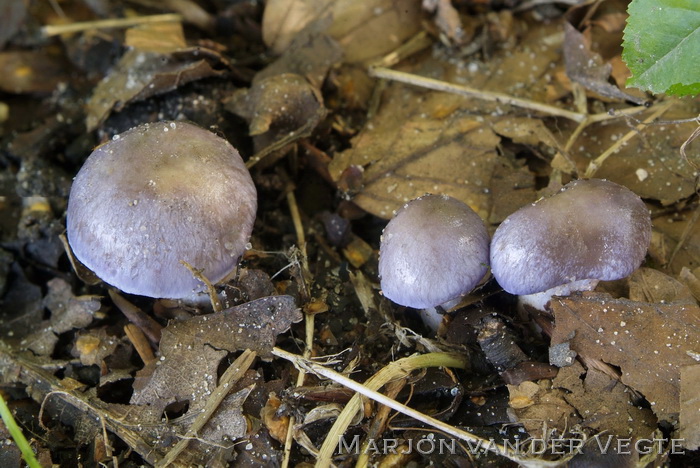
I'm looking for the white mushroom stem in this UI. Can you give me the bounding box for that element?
[518,278,599,312]
[418,297,463,333]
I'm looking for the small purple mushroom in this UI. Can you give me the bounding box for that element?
[66,121,257,299]
[490,179,651,309]
[378,194,490,312]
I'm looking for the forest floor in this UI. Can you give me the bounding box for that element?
[1,0,699,467]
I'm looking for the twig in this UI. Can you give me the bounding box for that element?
[370,67,588,123]
[280,190,315,468]
[156,350,257,467]
[272,348,565,467]
[42,14,183,37]
[583,100,674,178]
[180,260,222,312]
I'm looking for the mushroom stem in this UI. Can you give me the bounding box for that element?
[417,297,462,332]
[518,278,599,312]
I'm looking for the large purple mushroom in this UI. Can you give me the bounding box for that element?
[378,194,490,310]
[67,121,257,299]
[490,179,651,309]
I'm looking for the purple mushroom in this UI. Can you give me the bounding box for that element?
[490,179,651,310]
[66,121,257,299]
[378,194,490,324]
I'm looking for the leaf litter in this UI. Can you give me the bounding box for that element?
[1,0,700,466]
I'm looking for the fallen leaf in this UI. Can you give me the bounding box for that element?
[329,84,501,219]
[506,380,579,438]
[550,293,700,421]
[679,364,700,450]
[422,0,468,45]
[132,296,300,414]
[263,0,422,63]
[256,33,343,89]
[23,278,100,356]
[225,73,325,153]
[563,22,645,104]
[553,361,657,438]
[86,47,229,131]
[568,108,698,203]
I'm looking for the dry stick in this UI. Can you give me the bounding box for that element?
[370,67,586,122]
[124,323,156,365]
[280,191,315,468]
[156,349,257,468]
[42,13,184,37]
[180,260,222,312]
[272,348,565,468]
[109,290,163,344]
[370,67,648,128]
[583,100,675,178]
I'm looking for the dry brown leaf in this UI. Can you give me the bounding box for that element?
[329,84,501,219]
[506,380,579,438]
[563,22,644,104]
[72,328,121,367]
[569,109,698,203]
[650,208,700,274]
[550,293,700,421]
[225,73,325,152]
[261,393,290,443]
[626,267,696,304]
[86,47,228,130]
[124,21,187,53]
[679,364,700,450]
[255,33,343,89]
[422,0,467,45]
[262,0,328,54]
[132,296,300,414]
[263,0,422,63]
[328,18,579,219]
[553,361,657,438]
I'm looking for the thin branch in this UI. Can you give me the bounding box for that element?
[584,100,674,178]
[42,14,183,37]
[272,347,569,467]
[156,350,257,467]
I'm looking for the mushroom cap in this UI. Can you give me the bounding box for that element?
[67,121,257,298]
[490,179,651,295]
[378,194,490,308]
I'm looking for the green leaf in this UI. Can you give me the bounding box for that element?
[622,0,700,96]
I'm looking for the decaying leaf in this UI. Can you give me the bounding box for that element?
[225,73,325,153]
[563,22,645,104]
[262,0,422,63]
[329,84,502,219]
[86,47,229,131]
[256,33,343,89]
[72,328,120,367]
[22,278,100,356]
[568,107,698,203]
[553,361,657,438]
[422,0,468,45]
[679,364,700,450]
[550,292,700,421]
[132,296,299,417]
[506,380,579,437]
[651,209,700,274]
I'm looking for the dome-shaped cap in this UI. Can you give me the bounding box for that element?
[490,179,651,295]
[67,121,257,298]
[378,194,490,308]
